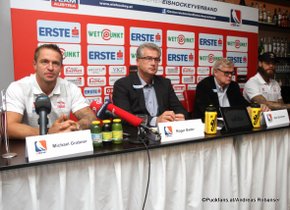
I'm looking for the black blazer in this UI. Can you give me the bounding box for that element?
[113,72,188,121]
[193,76,249,119]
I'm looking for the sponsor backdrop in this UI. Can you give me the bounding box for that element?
[10,0,258,104]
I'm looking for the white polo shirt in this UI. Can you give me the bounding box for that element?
[6,74,88,128]
[243,73,282,102]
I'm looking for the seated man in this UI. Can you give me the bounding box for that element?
[193,58,250,119]
[6,44,96,139]
[113,43,188,126]
[243,52,290,110]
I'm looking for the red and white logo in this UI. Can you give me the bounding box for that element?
[178,34,185,45]
[230,9,241,26]
[57,101,65,109]
[102,29,112,40]
[51,0,79,9]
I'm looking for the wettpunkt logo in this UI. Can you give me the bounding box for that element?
[235,40,240,48]
[34,140,47,154]
[230,9,241,26]
[51,0,79,9]
[178,35,185,45]
[208,54,215,63]
[164,126,173,137]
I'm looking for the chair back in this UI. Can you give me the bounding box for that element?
[183,90,195,116]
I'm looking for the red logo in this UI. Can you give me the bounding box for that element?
[117,50,123,59]
[57,101,65,109]
[60,48,66,60]
[243,56,247,63]
[188,53,194,61]
[51,0,79,9]
[72,27,79,36]
[155,33,161,42]
[235,40,240,48]
[178,34,185,45]
[102,29,111,40]
[105,87,114,95]
[208,54,214,63]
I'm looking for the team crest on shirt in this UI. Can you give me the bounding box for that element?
[57,101,65,108]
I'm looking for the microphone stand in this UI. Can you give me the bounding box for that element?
[1,89,17,159]
[137,126,148,143]
[130,125,161,144]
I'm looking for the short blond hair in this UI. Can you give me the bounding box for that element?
[213,58,234,70]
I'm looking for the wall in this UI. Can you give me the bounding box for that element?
[9,0,258,104]
[0,0,14,91]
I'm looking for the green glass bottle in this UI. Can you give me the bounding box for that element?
[91,120,102,147]
[112,118,123,144]
[102,119,112,145]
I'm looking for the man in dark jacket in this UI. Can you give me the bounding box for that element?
[193,58,249,119]
[113,43,188,126]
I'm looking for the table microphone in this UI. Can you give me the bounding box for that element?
[91,100,161,143]
[90,100,114,119]
[35,94,51,135]
[91,100,143,127]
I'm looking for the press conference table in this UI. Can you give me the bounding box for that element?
[0,125,289,210]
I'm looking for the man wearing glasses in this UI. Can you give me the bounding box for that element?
[113,43,188,126]
[6,44,96,139]
[243,52,290,110]
[193,58,249,119]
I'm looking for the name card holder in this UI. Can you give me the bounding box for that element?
[263,109,290,129]
[26,130,93,163]
[158,119,204,143]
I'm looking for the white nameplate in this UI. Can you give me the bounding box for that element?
[263,109,289,129]
[25,130,93,163]
[158,119,204,143]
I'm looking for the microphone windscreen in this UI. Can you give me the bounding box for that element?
[107,104,143,127]
[35,94,51,114]
[90,101,102,113]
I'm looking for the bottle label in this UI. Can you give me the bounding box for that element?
[102,131,112,141]
[92,133,102,143]
[112,130,123,141]
[251,108,261,128]
[205,111,217,134]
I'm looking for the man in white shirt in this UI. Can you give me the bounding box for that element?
[243,52,290,110]
[6,44,96,139]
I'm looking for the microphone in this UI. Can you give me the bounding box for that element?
[90,100,114,119]
[35,94,51,135]
[91,100,143,127]
[90,100,161,143]
[90,100,102,113]
[107,104,143,127]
